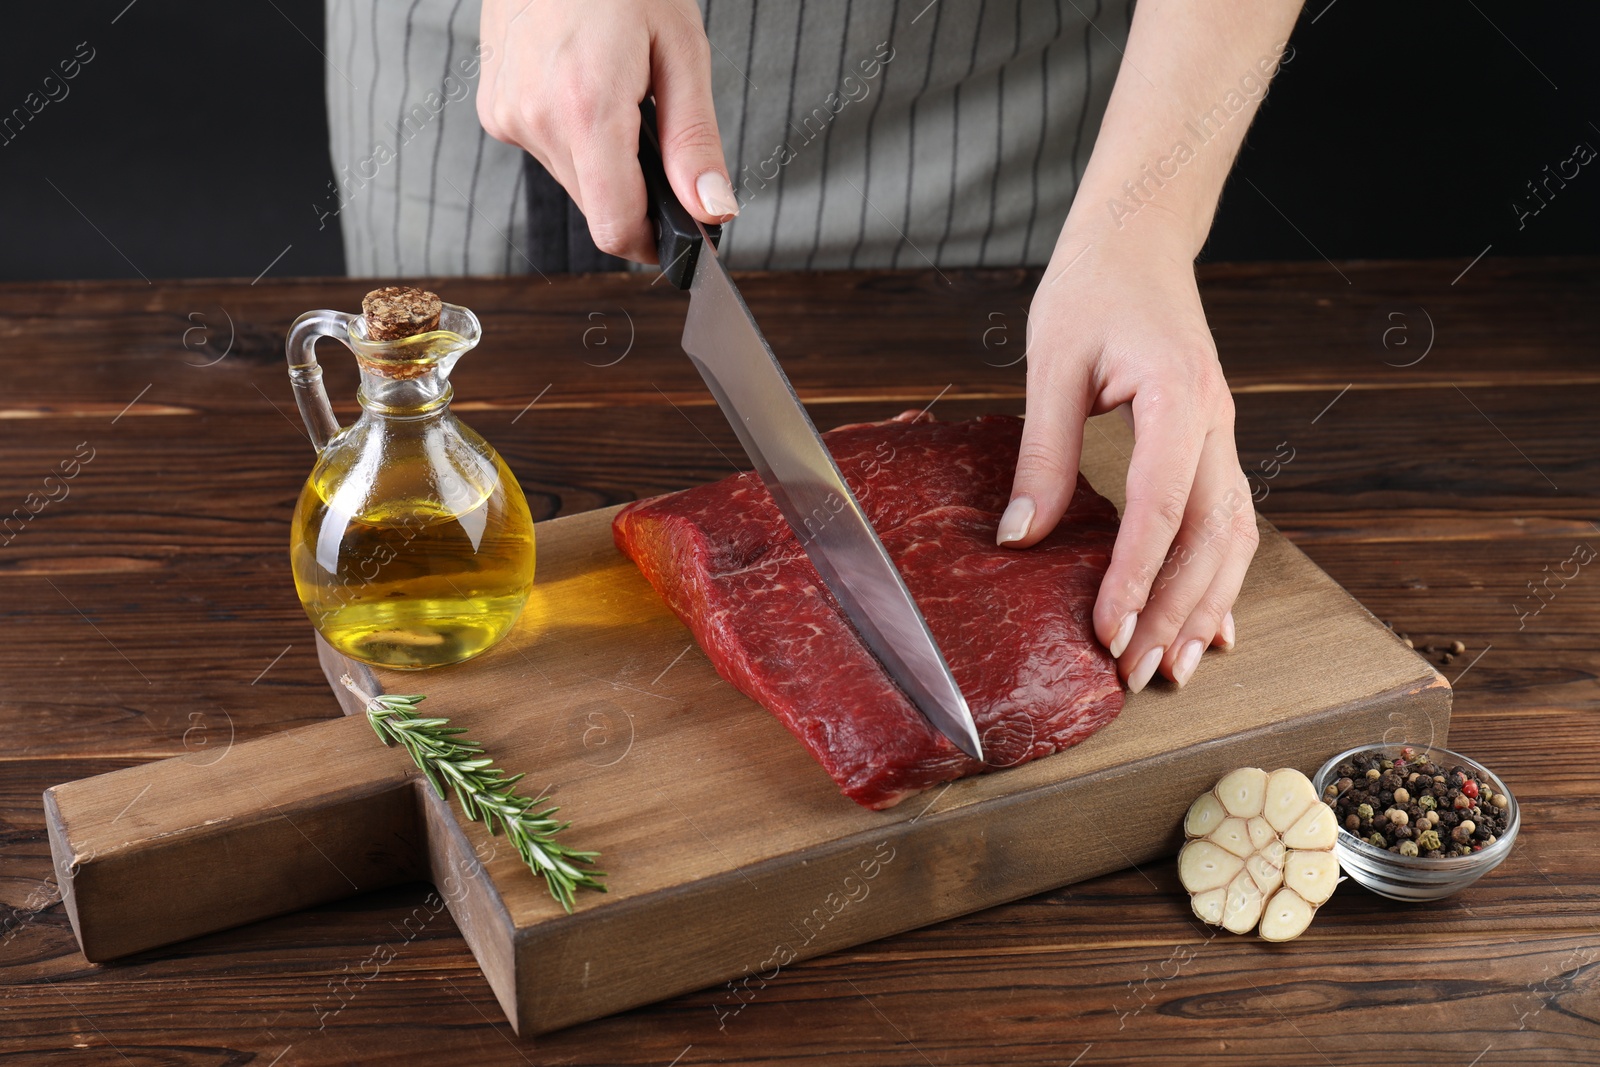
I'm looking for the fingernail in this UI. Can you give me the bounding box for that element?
[1108,612,1137,658]
[1218,611,1236,650]
[1127,646,1164,694]
[1173,638,1205,688]
[997,496,1035,546]
[696,171,739,217]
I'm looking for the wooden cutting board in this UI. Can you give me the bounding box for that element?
[43,414,1449,1035]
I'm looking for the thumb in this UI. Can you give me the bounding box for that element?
[651,19,738,223]
[1000,358,1091,550]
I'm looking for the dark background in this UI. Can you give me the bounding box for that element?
[4,0,1596,281]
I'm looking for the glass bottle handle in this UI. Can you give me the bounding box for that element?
[284,310,354,451]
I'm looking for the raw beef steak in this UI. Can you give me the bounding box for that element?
[612,412,1124,809]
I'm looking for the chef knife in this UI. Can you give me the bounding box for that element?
[637,100,984,762]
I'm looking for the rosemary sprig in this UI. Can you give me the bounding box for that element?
[341,675,605,912]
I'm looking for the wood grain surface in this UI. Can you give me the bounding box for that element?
[2,259,1597,1063]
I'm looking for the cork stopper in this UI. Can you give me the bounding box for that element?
[362,286,442,341]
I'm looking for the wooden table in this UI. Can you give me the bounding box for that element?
[1,259,1596,1065]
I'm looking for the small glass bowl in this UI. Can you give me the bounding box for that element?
[1312,743,1518,902]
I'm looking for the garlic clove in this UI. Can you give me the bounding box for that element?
[1246,816,1277,852]
[1184,791,1228,838]
[1215,767,1269,818]
[1283,850,1342,906]
[1191,886,1226,925]
[1282,801,1338,851]
[1222,870,1264,935]
[1263,767,1319,833]
[1258,887,1316,942]
[1178,840,1246,893]
[1210,817,1255,859]
[1245,852,1283,897]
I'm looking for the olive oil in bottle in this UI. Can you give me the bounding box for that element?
[291,444,535,669]
[284,287,537,670]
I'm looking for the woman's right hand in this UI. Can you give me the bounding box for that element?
[477,0,739,264]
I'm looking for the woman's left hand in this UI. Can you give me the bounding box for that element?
[999,222,1258,693]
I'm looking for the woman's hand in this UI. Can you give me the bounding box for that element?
[1000,223,1257,692]
[998,0,1299,691]
[477,0,738,263]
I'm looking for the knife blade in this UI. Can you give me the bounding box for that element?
[637,100,984,761]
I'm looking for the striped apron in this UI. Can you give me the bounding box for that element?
[324,0,1133,276]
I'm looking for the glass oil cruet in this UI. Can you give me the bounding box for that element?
[284,287,535,669]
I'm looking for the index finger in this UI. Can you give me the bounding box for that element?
[1002,349,1094,549]
[569,111,655,263]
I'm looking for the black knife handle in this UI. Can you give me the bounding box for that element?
[638,98,720,290]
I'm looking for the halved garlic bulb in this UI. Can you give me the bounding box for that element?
[1177,766,1343,941]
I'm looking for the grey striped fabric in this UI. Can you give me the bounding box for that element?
[325,0,1131,276]
[325,0,532,276]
